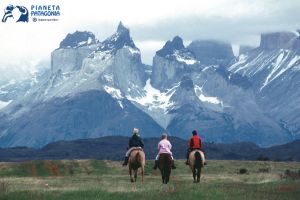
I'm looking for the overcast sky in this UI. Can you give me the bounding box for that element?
[0,0,299,68]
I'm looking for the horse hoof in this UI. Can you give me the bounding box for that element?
[130,179,134,183]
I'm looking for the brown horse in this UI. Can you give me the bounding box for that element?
[158,153,172,184]
[128,149,145,182]
[188,150,204,183]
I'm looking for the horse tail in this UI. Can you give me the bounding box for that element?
[136,151,142,163]
[194,151,202,169]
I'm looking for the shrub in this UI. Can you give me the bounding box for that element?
[256,155,270,161]
[0,181,9,195]
[281,169,300,180]
[258,168,270,173]
[64,164,75,176]
[238,168,248,174]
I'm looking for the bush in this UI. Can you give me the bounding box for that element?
[238,168,248,174]
[256,155,270,161]
[258,168,270,173]
[281,169,300,180]
[0,181,9,195]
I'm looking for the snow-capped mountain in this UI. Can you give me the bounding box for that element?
[0,23,298,147]
[151,36,199,89]
[0,22,162,147]
[148,37,290,145]
[228,31,300,139]
[0,61,50,111]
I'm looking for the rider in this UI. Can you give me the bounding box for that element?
[153,133,176,170]
[122,128,144,166]
[185,130,206,165]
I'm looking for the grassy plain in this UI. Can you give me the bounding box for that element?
[0,159,299,200]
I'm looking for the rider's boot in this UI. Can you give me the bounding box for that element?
[185,159,189,165]
[153,160,158,170]
[122,156,128,166]
[171,160,176,169]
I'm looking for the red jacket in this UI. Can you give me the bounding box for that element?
[189,135,202,149]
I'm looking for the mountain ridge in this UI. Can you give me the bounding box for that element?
[0,23,299,148]
[0,136,299,162]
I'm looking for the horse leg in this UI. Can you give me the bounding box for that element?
[166,172,169,184]
[134,169,137,182]
[197,168,201,183]
[161,170,165,184]
[193,169,197,183]
[141,166,144,183]
[129,167,134,182]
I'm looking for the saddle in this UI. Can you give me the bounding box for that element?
[128,147,143,156]
[131,147,143,151]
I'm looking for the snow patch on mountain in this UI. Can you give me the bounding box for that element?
[103,85,124,108]
[289,55,300,69]
[260,50,290,90]
[228,54,248,72]
[0,100,12,110]
[127,79,177,112]
[127,47,140,55]
[194,85,223,107]
[73,37,94,48]
[174,50,197,65]
[104,86,123,100]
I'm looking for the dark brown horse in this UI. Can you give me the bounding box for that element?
[188,150,204,183]
[128,149,145,182]
[158,153,172,184]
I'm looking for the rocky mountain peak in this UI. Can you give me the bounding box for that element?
[259,32,297,51]
[156,36,185,57]
[98,22,136,53]
[59,31,97,48]
[179,76,194,90]
[169,76,201,108]
[188,40,234,65]
[117,21,128,33]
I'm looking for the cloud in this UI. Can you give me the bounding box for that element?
[0,0,299,66]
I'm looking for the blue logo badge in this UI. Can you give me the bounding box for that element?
[2,5,29,23]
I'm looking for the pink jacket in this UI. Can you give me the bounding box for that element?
[158,139,172,155]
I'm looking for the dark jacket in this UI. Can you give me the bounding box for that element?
[129,134,144,148]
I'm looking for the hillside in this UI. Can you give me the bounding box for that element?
[0,136,299,162]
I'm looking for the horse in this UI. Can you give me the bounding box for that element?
[158,153,172,184]
[188,150,204,183]
[128,149,145,182]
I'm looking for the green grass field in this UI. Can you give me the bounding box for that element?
[0,159,299,200]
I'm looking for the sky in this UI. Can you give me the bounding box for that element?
[0,0,299,69]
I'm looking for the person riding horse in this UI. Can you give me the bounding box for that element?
[186,130,207,165]
[153,133,176,170]
[122,128,144,166]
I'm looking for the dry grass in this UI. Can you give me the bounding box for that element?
[0,159,299,200]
